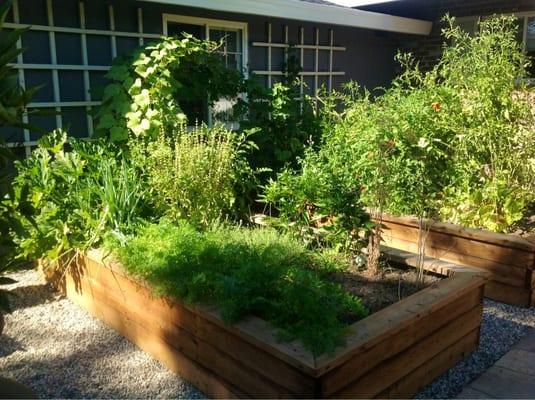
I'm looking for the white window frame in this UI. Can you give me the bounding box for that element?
[162,14,248,128]
[162,14,248,75]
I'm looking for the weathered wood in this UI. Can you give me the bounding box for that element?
[484,281,532,308]
[377,213,535,307]
[319,287,483,396]
[380,213,535,252]
[382,221,534,268]
[58,250,487,398]
[315,270,486,375]
[68,273,299,397]
[332,306,482,398]
[64,273,242,399]
[382,235,528,286]
[380,329,480,399]
[72,256,316,396]
[83,250,318,375]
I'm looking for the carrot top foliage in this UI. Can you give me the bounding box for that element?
[110,220,368,356]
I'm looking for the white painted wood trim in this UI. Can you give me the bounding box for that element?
[12,0,31,156]
[142,0,433,35]
[252,42,346,51]
[47,0,62,129]
[2,22,161,38]
[9,63,110,71]
[253,71,345,76]
[79,1,93,137]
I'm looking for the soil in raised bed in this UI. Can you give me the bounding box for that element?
[509,205,535,239]
[330,264,442,314]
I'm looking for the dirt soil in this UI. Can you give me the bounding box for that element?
[331,264,442,314]
[509,205,535,239]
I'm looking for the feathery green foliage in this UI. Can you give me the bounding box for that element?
[112,220,368,355]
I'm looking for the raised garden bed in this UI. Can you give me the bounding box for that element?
[54,249,487,398]
[379,213,535,307]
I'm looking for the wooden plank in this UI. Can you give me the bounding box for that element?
[71,273,298,398]
[484,281,531,308]
[84,250,318,374]
[383,235,528,287]
[333,305,482,398]
[63,274,241,399]
[382,220,534,269]
[381,329,480,399]
[379,213,535,252]
[320,287,483,395]
[70,260,315,396]
[470,366,535,398]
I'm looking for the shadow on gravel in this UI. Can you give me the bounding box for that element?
[7,284,57,311]
[2,329,171,399]
[0,335,25,357]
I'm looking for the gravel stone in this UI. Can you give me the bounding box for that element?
[1,269,534,399]
[0,269,205,399]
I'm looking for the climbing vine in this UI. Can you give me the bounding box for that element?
[93,35,245,142]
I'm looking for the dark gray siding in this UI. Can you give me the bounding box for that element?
[3,0,401,150]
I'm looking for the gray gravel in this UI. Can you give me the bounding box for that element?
[0,268,205,399]
[1,269,534,399]
[417,300,535,399]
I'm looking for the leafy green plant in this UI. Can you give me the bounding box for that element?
[131,123,255,227]
[93,34,245,142]
[110,220,368,355]
[262,147,372,258]
[0,0,45,314]
[303,16,534,237]
[13,131,147,262]
[242,51,324,174]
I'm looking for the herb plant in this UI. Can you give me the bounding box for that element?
[132,123,256,227]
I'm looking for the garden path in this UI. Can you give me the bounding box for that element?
[456,329,535,399]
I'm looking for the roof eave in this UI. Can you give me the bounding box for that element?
[140,0,433,36]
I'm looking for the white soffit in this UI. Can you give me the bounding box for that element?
[141,0,432,36]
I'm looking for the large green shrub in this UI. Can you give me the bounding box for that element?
[286,16,534,233]
[13,131,146,261]
[262,147,372,254]
[111,220,368,355]
[133,123,255,227]
[242,53,324,173]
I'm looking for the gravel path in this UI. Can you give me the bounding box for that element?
[0,269,204,399]
[1,268,534,399]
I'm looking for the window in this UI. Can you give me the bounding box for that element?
[163,14,248,126]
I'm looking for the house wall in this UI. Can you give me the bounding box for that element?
[362,0,535,71]
[1,0,401,154]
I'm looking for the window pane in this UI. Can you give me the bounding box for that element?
[526,17,535,51]
[209,28,242,71]
[167,22,204,39]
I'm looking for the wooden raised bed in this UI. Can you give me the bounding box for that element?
[58,249,487,398]
[379,213,535,307]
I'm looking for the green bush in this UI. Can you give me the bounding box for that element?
[13,131,147,261]
[94,34,245,142]
[111,220,368,355]
[132,123,255,228]
[241,53,324,174]
[262,147,372,254]
[286,16,534,233]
